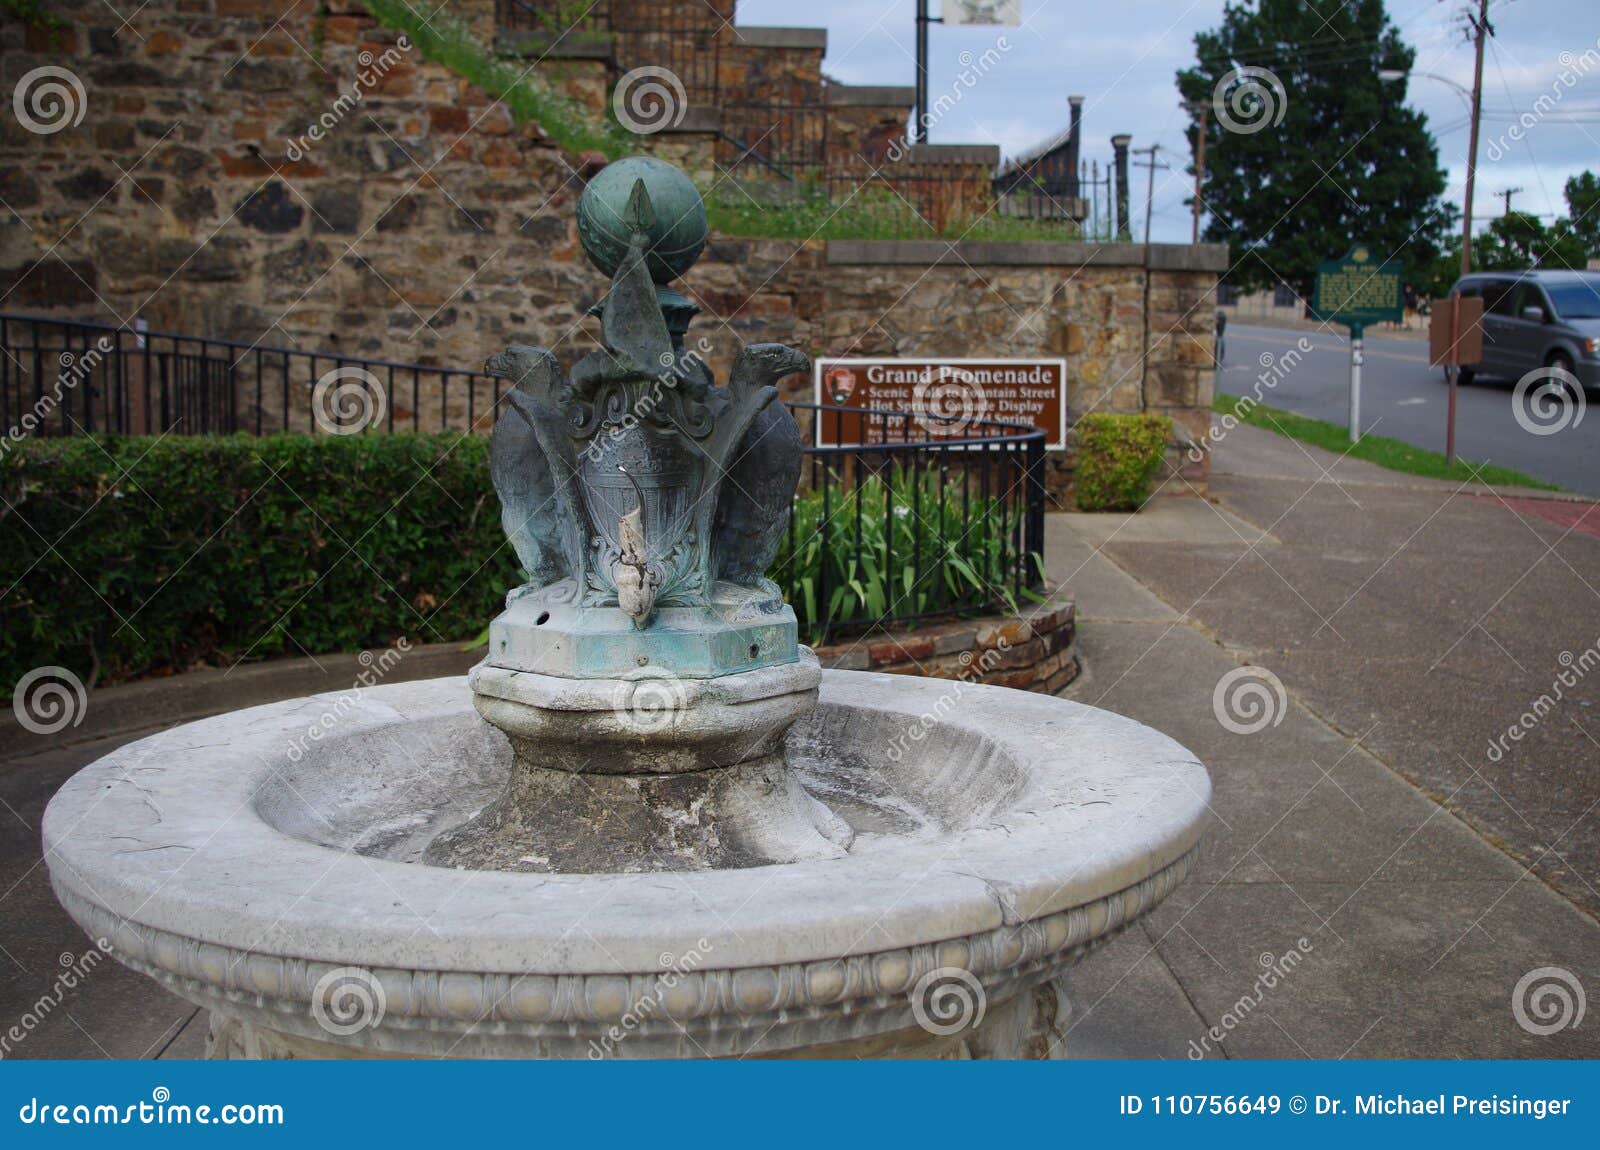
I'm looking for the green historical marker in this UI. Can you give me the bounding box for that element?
[1313,244,1404,443]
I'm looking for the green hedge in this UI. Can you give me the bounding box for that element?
[1,434,1042,694]
[1072,413,1173,512]
[1,434,517,693]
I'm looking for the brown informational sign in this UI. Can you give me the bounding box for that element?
[1428,296,1485,366]
[813,358,1067,450]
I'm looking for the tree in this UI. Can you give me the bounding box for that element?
[1563,171,1600,260]
[1178,0,1452,303]
[1473,211,1588,272]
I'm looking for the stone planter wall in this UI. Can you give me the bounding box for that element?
[814,600,1078,696]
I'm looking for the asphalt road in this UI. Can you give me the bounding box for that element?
[1219,323,1599,496]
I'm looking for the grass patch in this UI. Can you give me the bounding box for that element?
[1212,394,1561,491]
[706,182,1085,243]
[366,0,631,159]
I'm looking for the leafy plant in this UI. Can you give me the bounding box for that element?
[774,463,1039,644]
[1073,413,1172,511]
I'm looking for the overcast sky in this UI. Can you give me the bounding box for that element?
[737,0,1600,243]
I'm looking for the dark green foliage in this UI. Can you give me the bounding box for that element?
[1178,0,1451,299]
[1563,172,1600,260]
[1073,414,1172,512]
[2,437,1036,691]
[0,0,62,31]
[774,464,1035,644]
[1416,173,1600,296]
[1,434,519,693]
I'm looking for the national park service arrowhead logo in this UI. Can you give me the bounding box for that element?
[825,366,857,404]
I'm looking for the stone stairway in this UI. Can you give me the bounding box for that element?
[494,0,1000,229]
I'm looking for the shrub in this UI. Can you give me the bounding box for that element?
[1072,413,1173,511]
[1,434,517,693]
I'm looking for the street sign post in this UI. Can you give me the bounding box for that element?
[1312,244,1404,443]
[1428,294,1485,466]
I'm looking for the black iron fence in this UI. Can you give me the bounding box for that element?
[0,313,500,437]
[2,313,1046,637]
[782,404,1045,643]
[499,0,723,104]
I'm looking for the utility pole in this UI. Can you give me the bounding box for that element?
[913,0,943,144]
[1188,101,1208,244]
[1447,0,1493,468]
[1496,186,1524,215]
[1132,144,1170,247]
[1460,0,1492,277]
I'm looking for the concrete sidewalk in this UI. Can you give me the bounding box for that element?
[1059,422,1599,1058]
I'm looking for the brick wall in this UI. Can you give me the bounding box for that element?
[814,600,1078,696]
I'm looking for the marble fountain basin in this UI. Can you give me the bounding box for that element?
[43,669,1210,1059]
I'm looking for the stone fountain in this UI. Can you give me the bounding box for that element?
[43,157,1211,1059]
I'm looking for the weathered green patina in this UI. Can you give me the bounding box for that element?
[483,157,808,679]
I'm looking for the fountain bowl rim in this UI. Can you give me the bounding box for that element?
[43,671,1211,976]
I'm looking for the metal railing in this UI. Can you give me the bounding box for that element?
[499,0,723,105]
[0,313,501,437]
[782,403,1046,644]
[2,314,1046,640]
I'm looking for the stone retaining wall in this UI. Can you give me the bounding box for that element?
[814,600,1078,696]
[0,2,1220,499]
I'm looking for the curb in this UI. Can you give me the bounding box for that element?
[2,642,482,761]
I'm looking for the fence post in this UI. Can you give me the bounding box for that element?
[1026,432,1046,589]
